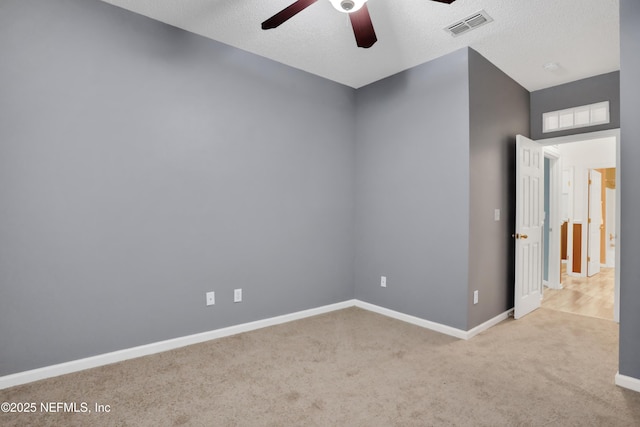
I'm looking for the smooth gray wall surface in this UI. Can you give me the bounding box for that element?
[619,0,640,381]
[467,49,530,329]
[0,0,356,375]
[530,71,620,140]
[354,49,471,330]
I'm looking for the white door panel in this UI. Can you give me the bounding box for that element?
[587,169,602,276]
[515,135,544,319]
[606,187,616,267]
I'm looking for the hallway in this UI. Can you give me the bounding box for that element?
[542,267,615,320]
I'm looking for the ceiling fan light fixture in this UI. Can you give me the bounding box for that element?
[329,0,366,13]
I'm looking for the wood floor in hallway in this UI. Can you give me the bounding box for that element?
[542,266,615,320]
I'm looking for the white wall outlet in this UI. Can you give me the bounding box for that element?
[206,291,215,306]
[473,290,479,305]
[381,276,387,288]
[494,209,501,221]
[234,288,242,303]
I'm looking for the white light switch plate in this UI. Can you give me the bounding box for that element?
[206,291,215,306]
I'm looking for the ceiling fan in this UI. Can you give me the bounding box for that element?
[261,0,457,49]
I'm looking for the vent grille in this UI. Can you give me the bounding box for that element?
[449,22,470,36]
[445,10,493,37]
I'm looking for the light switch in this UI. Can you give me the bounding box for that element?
[206,291,215,306]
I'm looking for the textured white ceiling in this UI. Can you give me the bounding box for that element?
[100,0,620,91]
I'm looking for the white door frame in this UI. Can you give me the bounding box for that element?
[538,129,620,322]
[543,146,562,290]
[587,169,602,277]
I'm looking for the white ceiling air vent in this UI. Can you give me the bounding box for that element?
[445,10,493,37]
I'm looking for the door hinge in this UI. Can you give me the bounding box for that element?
[588,218,592,224]
[588,256,591,262]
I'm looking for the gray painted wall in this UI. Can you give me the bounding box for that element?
[0,0,356,376]
[619,0,640,381]
[354,49,471,330]
[530,72,620,140]
[467,49,530,329]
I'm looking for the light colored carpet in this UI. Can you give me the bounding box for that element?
[1,307,639,426]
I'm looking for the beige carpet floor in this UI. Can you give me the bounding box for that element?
[1,307,639,426]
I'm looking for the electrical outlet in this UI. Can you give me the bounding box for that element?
[234,288,242,303]
[381,276,387,288]
[206,291,215,306]
[473,290,479,305]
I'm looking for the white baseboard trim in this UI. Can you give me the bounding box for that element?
[354,300,469,339]
[543,280,563,290]
[615,372,640,393]
[465,309,513,339]
[355,300,511,340]
[1,299,512,390]
[0,300,356,390]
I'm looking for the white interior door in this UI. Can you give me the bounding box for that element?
[514,135,544,319]
[606,187,616,267]
[587,169,602,276]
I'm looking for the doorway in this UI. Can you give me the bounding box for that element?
[539,130,619,321]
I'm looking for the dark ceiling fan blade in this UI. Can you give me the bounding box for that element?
[349,4,377,48]
[261,0,319,30]
[430,0,456,3]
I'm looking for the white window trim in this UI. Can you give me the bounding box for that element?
[543,101,610,133]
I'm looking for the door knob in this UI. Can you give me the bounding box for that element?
[512,233,528,239]
[521,234,528,239]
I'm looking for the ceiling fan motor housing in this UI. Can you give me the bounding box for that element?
[328,0,366,13]
[340,0,355,11]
